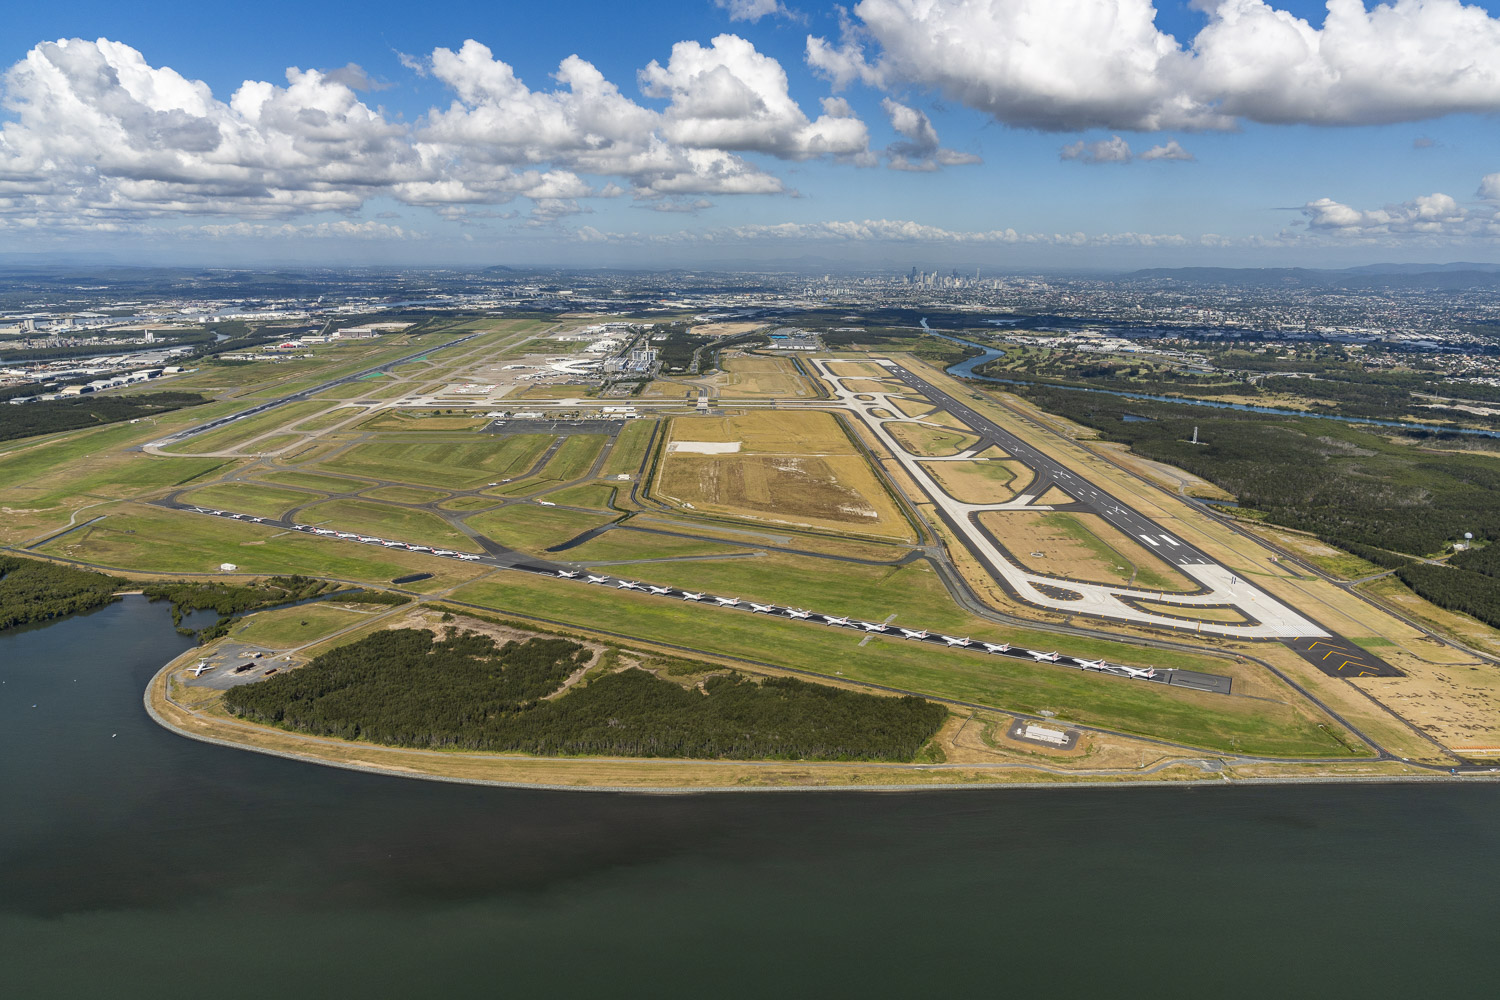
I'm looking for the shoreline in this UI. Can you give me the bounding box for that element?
[144,651,1497,793]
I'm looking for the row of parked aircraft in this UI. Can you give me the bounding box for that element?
[553,569,1159,679]
[183,506,485,562]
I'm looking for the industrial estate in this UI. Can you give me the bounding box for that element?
[5,268,1500,789]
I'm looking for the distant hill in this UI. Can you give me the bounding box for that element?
[1125,263,1500,289]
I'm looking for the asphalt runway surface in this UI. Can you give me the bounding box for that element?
[151,332,482,447]
[880,362,1401,677]
[885,361,1218,571]
[1284,636,1403,678]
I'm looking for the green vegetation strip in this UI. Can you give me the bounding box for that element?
[295,498,480,552]
[0,554,122,631]
[448,574,1350,758]
[180,482,326,518]
[225,627,945,760]
[316,435,553,489]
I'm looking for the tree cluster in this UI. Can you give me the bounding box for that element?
[224,628,946,761]
[1395,563,1500,629]
[144,575,337,641]
[1,392,211,443]
[0,555,123,631]
[1011,386,1500,556]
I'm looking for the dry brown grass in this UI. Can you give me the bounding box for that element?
[922,459,1028,504]
[825,361,893,378]
[884,421,980,457]
[654,410,913,539]
[979,510,1198,592]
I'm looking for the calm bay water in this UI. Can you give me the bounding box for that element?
[2,597,1495,998]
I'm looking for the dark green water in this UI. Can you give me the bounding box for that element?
[2,598,1495,998]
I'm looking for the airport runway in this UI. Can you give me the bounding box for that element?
[883,361,1220,572]
[833,360,1401,665]
[148,332,482,448]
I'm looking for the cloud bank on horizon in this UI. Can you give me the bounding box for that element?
[3,0,1500,257]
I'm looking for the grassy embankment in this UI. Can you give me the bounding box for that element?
[446,573,1354,758]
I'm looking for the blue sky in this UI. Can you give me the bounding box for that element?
[4,0,1500,269]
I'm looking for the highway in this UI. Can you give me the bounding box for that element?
[148,332,482,448]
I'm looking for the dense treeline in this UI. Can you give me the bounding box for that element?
[1010,386,1500,556]
[1328,539,1413,571]
[1395,563,1500,627]
[657,326,710,373]
[0,555,123,631]
[144,575,337,640]
[0,392,211,443]
[1449,544,1500,578]
[225,628,946,761]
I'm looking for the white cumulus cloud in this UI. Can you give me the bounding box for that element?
[0,34,869,231]
[1140,139,1194,161]
[808,0,1500,131]
[715,0,791,22]
[881,98,981,170]
[1060,136,1135,164]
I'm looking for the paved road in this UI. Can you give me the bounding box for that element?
[147,332,483,448]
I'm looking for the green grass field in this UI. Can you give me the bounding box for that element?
[39,504,487,587]
[360,485,451,504]
[600,420,658,478]
[229,603,379,647]
[180,482,324,518]
[446,574,1352,757]
[315,435,552,488]
[161,400,331,454]
[295,498,480,551]
[544,483,618,510]
[258,470,368,493]
[538,434,606,481]
[559,528,752,562]
[437,496,503,512]
[465,505,617,554]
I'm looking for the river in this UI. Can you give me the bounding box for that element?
[2,597,1494,997]
[924,321,1500,438]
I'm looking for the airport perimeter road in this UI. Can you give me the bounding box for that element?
[148,332,482,448]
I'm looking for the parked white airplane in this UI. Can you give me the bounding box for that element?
[899,628,929,639]
[646,585,672,595]
[680,591,705,601]
[940,635,971,647]
[586,575,609,584]
[1074,658,1107,671]
[858,622,888,632]
[749,603,775,613]
[616,580,643,590]
[713,596,741,606]
[1117,664,1157,680]
[537,500,557,507]
[556,570,579,578]
[823,615,853,627]
[785,608,812,619]
[190,661,212,677]
[982,642,1011,654]
[1028,650,1061,662]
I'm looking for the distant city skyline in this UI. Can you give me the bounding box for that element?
[5,1,1500,267]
